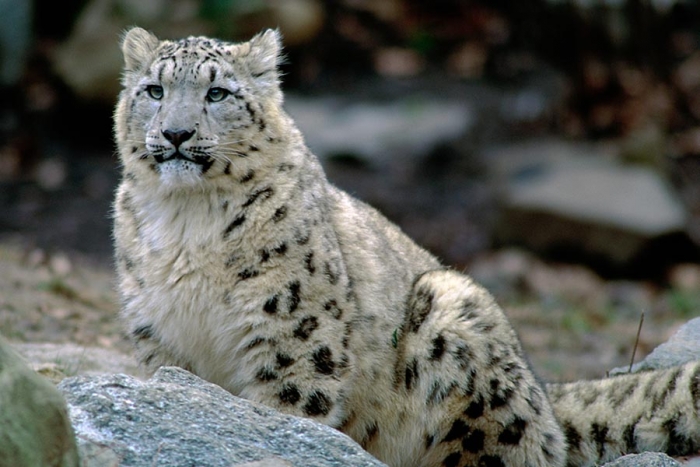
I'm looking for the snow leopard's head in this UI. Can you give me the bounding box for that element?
[115,27,287,190]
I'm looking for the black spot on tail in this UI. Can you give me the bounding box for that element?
[591,423,609,460]
[690,364,700,406]
[564,423,582,451]
[664,415,697,455]
[608,379,638,408]
[623,420,638,452]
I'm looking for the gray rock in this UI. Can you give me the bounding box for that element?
[285,95,473,165]
[58,366,387,467]
[0,336,79,467]
[491,140,687,269]
[601,452,681,467]
[610,317,700,375]
[236,458,294,467]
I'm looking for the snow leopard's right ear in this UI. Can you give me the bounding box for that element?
[121,27,160,72]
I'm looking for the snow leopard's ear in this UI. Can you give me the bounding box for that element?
[245,29,283,87]
[121,27,160,73]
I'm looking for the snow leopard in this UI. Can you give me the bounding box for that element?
[113,27,700,467]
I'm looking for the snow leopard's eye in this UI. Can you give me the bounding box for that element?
[206,87,230,103]
[146,85,163,100]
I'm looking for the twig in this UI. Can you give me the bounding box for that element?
[629,311,645,373]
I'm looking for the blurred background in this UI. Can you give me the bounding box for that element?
[2,0,700,381]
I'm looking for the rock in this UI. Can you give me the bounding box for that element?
[0,336,79,467]
[610,317,700,375]
[236,458,294,467]
[12,342,141,383]
[601,452,681,467]
[58,367,387,467]
[285,95,473,166]
[52,0,210,102]
[489,139,691,274]
[669,263,700,291]
[52,0,324,102]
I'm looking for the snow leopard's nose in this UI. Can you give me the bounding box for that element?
[162,129,195,148]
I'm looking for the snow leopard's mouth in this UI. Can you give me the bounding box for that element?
[153,151,214,173]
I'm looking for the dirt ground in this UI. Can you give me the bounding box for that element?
[2,239,699,383]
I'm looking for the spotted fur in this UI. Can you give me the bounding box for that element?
[113,27,700,467]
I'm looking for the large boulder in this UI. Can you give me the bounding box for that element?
[488,140,694,274]
[58,366,387,467]
[285,95,474,166]
[601,452,681,467]
[0,336,79,467]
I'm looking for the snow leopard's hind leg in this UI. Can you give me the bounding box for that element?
[394,269,566,467]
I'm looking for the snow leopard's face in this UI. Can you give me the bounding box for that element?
[115,27,283,190]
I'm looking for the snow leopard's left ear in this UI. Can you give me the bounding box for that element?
[245,29,283,86]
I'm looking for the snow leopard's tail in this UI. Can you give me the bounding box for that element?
[546,360,700,466]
